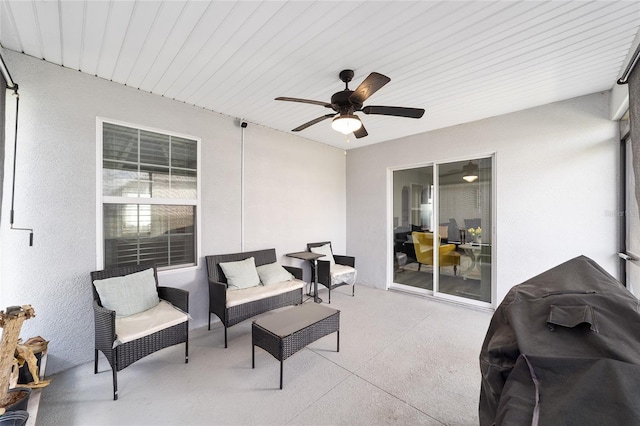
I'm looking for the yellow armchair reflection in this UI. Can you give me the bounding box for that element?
[412,232,460,275]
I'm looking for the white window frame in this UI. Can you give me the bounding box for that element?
[96,117,202,271]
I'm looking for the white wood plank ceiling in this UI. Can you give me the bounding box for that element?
[1,1,639,149]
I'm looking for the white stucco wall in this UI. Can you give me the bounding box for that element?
[0,48,621,374]
[346,92,619,306]
[0,51,346,374]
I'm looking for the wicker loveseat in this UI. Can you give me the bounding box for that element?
[205,248,304,347]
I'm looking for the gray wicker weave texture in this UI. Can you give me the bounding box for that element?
[252,303,340,389]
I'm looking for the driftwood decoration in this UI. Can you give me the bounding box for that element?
[14,336,49,388]
[0,305,35,413]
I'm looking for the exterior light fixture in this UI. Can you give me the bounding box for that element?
[462,161,479,182]
[331,114,362,134]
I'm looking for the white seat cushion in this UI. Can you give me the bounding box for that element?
[330,264,357,287]
[114,300,189,348]
[226,279,304,308]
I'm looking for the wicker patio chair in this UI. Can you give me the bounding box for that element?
[90,263,189,400]
[307,241,356,304]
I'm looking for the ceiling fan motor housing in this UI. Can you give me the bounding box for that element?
[331,90,359,113]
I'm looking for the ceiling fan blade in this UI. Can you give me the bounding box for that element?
[275,97,333,108]
[292,114,336,132]
[361,105,425,118]
[349,72,390,105]
[441,170,463,177]
[353,123,368,139]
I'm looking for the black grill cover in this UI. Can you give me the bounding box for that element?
[479,256,640,426]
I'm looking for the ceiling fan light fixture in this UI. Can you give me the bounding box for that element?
[331,114,362,134]
[462,161,479,182]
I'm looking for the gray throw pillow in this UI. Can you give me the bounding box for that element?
[310,243,335,266]
[256,262,294,286]
[93,268,160,317]
[219,257,260,290]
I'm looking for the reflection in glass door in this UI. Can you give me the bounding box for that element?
[393,166,434,291]
[438,158,492,303]
[392,158,493,306]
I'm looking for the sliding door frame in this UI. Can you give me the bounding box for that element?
[387,153,497,309]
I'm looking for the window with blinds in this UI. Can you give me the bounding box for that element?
[100,121,199,269]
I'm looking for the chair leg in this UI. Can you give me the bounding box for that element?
[94,350,99,374]
[185,340,189,364]
[418,263,421,271]
[454,265,458,276]
[112,368,118,401]
[328,288,331,304]
[224,326,228,348]
[352,284,355,297]
[208,313,211,331]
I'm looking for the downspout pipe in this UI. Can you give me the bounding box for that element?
[240,121,247,251]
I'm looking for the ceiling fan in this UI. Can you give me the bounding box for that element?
[440,161,479,182]
[275,69,425,139]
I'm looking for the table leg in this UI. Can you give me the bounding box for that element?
[280,359,283,390]
[462,248,475,280]
[469,251,478,271]
[252,343,255,368]
[462,248,482,280]
[337,330,340,352]
[312,259,323,304]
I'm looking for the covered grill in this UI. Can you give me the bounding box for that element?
[479,256,640,425]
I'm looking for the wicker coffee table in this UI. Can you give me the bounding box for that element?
[252,303,340,389]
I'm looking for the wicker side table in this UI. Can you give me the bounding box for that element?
[252,303,340,389]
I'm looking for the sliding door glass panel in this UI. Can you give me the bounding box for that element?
[438,158,492,303]
[393,166,434,291]
[625,138,640,296]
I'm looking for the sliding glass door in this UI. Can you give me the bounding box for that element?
[437,159,492,303]
[392,157,493,307]
[392,166,435,291]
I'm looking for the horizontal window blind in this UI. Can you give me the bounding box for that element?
[101,122,198,269]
